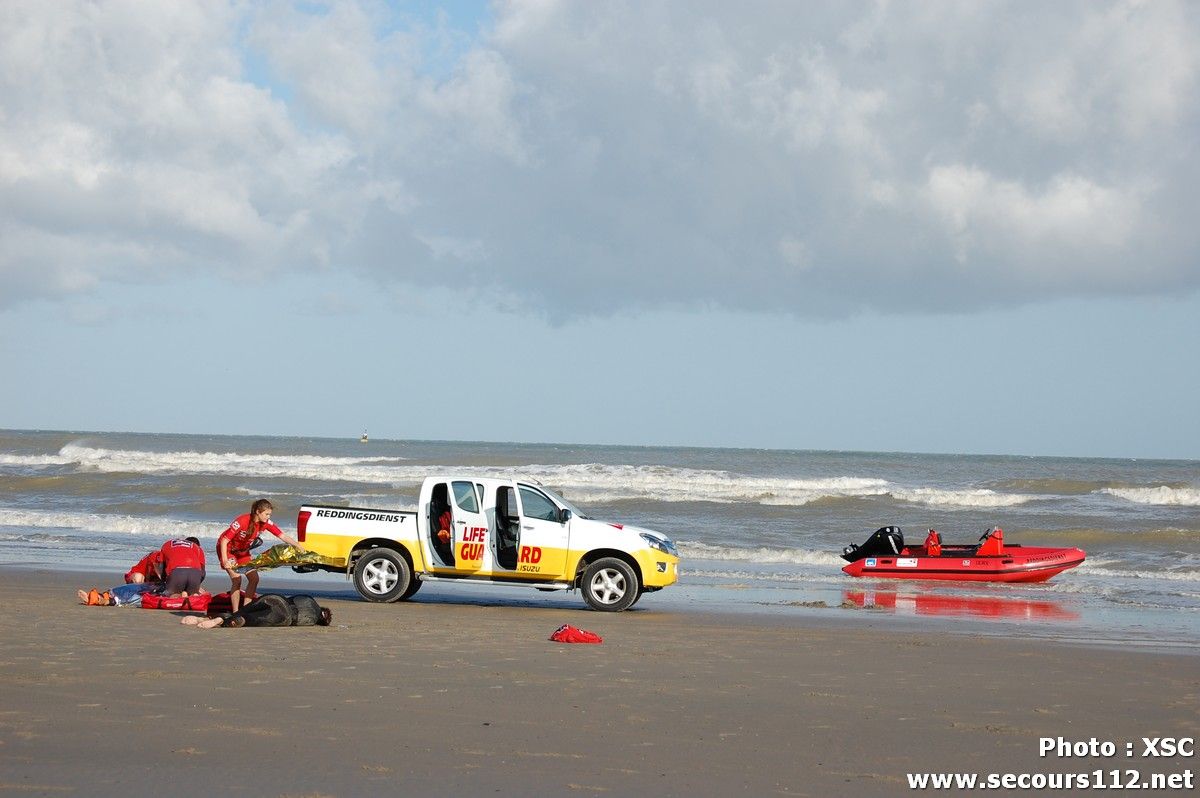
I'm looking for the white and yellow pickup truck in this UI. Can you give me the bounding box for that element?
[295,475,680,611]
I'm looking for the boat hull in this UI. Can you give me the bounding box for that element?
[841,545,1086,583]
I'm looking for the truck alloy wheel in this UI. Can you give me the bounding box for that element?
[352,547,411,603]
[582,557,639,612]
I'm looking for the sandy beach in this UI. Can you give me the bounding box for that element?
[0,566,1196,797]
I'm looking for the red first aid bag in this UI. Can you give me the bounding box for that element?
[141,593,212,612]
[549,624,603,644]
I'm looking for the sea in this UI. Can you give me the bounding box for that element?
[2,429,1197,648]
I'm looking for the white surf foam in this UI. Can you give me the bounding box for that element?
[33,447,896,506]
[1100,486,1200,507]
[678,540,846,567]
[56,444,412,482]
[17,445,1043,510]
[1077,562,1200,583]
[680,567,842,584]
[525,465,890,506]
[0,453,76,467]
[891,487,1035,508]
[0,507,216,540]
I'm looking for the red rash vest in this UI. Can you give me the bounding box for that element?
[217,513,285,565]
[160,538,206,573]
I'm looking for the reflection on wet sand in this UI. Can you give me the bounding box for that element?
[843,587,1079,621]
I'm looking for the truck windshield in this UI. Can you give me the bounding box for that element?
[543,487,590,520]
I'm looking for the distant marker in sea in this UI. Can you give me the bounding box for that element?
[360,431,368,444]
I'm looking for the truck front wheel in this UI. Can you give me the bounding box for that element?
[581,557,640,612]
[353,547,411,603]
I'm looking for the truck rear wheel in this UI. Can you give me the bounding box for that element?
[353,547,411,603]
[581,557,640,612]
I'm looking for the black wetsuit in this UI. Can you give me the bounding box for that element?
[220,594,327,627]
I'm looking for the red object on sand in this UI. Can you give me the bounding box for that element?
[141,592,212,612]
[139,591,246,613]
[549,624,603,644]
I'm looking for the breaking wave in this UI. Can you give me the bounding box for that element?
[0,445,1073,510]
[22,446,898,506]
[678,540,846,567]
[51,444,411,482]
[1100,486,1200,507]
[539,465,889,506]
[1078,563,1200,583]
[0,507,215,540]
[0,453,76,467]
[891,487,1035,508]
[994,478,1106,495]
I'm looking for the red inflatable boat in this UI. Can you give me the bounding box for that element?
[840,527,1085,583]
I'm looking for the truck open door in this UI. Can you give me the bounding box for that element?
[512,483,569,578]
[449,480,489,573]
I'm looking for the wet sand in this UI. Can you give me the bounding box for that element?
[1,567,1196,797]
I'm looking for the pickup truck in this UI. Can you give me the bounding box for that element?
[295,475,681,611]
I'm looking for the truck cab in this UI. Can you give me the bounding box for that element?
[297,475,680,611]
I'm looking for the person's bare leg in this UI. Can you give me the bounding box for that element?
[225,569,243,612]
[245,570,260,600]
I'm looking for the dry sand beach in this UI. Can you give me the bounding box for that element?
[1,567,1196,797]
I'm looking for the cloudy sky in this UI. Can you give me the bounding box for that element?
[1,0,1197,458]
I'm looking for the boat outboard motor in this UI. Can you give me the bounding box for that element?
[841,526,905,563]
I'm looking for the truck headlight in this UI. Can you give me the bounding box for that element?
[639,533,678,557]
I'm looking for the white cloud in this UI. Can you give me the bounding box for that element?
[0,0,1196,315]
[925,164,1142,281]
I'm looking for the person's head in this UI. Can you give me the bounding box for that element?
[250,499,273,527]
[185,536,200,546]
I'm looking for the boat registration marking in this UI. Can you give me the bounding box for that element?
[897,558,918,567]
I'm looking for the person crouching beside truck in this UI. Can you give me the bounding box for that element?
[217,499,305,613]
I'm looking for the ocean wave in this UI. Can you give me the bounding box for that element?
[1100,486,1200,507]
[678,540,846,566]
[680,567,839,584]
[0,507,216,540]
[28,447,898,506]
[1012,527,1200,545]
[56,444,412,482]
[520,465,890,506]
[993,478,1107,495]
[890,487,1035,508]
[0,453,76,468]
[1078,563,1200,583]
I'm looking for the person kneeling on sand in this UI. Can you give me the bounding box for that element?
[124,549,165,585]
[181,594,332,629]
[75,543,179,605]
[160,537,207,597]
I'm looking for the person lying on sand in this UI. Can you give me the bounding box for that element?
[77,582,158,606]
[180,593,332,629]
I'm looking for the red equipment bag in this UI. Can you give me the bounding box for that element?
[549,624,603,644]
[140,593,212,612]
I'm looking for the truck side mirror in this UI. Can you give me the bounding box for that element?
[559,508,572,524]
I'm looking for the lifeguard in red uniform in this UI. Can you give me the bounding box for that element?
[124,550,165,584]
[217,499,305,613]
